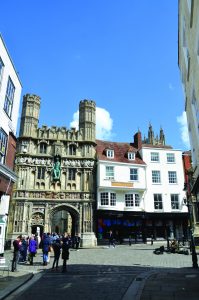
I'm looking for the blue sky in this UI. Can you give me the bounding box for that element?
[0,0,189,150]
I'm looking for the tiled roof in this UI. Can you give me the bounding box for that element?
[96,140,146,165]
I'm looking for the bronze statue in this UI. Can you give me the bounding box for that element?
[53,157,61,180]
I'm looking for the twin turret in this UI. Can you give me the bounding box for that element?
[19,95,96,142]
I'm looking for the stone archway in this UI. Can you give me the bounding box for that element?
[31,212,44,237]
[48,204,80,236]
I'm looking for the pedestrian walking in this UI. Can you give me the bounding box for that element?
[41,233,52,266]
[108,230,115,248]
[74,234,81,250]
[19,236,28,262]
[35,232,41,249]
[129,235,132,246]
[11,235,22,272]
[52,238,61,270]
[61,232,70,272]
[28,236,37,265]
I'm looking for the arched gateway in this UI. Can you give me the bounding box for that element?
[49,204,80,236]
[7,96,97,247]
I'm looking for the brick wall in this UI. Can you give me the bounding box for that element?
[5,132,17,170]
[0,174,13,195]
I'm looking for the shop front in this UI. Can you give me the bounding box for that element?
[96,211,189,243]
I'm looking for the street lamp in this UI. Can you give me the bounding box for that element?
[183,196,198,269]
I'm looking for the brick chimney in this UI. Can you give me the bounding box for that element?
[134,130,142,149]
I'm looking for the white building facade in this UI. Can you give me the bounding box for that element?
[0,35,22,253]
[140,146,187,239]
[96,127,188,242]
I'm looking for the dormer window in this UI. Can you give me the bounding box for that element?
[106,149,114,158]
[128,152,135,160]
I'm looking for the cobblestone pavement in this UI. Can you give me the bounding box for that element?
[1,242,199,300]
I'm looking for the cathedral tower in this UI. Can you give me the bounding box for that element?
[79,100,96,142]
[19,94,40,137]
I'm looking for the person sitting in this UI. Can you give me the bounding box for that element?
[170,240,178,253]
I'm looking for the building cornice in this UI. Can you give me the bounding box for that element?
[0,163,17,182]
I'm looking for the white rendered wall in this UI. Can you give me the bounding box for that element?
[97,160,146,211]
[0,36,22,136]
[140,147,187,213]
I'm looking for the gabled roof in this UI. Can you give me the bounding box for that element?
[96,140,146,165]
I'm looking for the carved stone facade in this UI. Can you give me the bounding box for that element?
[7,94,97,247]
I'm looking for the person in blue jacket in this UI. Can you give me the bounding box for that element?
[41,233,51,266]
[28,236,37,265]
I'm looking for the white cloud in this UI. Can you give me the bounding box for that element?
[70,111,79,129]
[169,83,174,90]
[70,106,114,140]
[96,107,113,140]
[177,111,190,148]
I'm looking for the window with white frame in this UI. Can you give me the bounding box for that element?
[100,192,109,205]
[128,152,135,160]
[100,192,116,206]
[125,193,140,207]
[0,57,4,89]
[154,194,163,210]
[167,153,175,163]
[4,77,15,118]
[105,166,114,179]
[130,168,138,181]
[0,128,8,164]
[152,170,161,183]
[171,194,179,210]
[110,193,116,206]
[151,152,159,162]
[168,171,177,184]
[106,149,114,158]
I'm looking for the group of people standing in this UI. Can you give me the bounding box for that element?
[12,232,81,273]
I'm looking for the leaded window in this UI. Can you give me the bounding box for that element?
[151,152,159,162]
[105,166,114,179]
[152,170,161,183]
[100,192,116,206]
[130,168,138,181]
[4,77,15,118]
[168,171,177,183]
[167,153,175,163]
[125,194,140,207]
